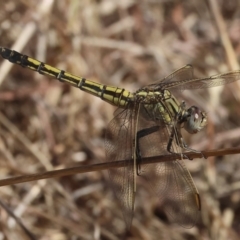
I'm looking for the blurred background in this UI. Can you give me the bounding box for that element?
[0,0,240,239]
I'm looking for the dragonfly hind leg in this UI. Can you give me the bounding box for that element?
[136,126,160,175]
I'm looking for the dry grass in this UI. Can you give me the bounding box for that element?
[0,0,240,239]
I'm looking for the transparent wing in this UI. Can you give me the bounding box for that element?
[137,104,200,228]
[142,160,200,228]
[146,65,240,91]
[150,67,240,91]
[148,64,194,88]
[164,71,240,90]
[105,106,135,229]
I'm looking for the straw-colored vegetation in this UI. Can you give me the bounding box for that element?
[0,1,239,239]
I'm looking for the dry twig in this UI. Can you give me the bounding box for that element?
[0,147,239,187]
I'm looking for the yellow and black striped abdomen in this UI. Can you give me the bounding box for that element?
[0,47,133,108]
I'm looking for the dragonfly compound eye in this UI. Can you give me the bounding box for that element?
[184,106,207,134]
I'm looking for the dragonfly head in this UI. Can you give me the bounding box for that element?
[184,106,207,134]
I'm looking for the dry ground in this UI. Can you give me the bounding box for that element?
[0,1,240,239]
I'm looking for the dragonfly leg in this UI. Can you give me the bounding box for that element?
[176,128,206,159]
[179,139,206,159]
[166,126,189,159]
[167,125,205,159]
[136,126,160,175]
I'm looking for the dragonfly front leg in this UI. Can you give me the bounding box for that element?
[167,124,205,159]
[136,126,160,175]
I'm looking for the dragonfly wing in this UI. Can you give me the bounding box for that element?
[142,160,200,228]
[105,107,135,229]
[147,65,194,89]
[163,70,240,90]
[137,104,200,228]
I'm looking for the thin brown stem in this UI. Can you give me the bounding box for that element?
[0,147,239,187]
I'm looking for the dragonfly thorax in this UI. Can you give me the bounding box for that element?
[135,89,165,104]
[182,106,207,134]
[134,89,177,108]
[134,89,181,125]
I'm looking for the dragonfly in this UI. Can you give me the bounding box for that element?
[0,47,239,229]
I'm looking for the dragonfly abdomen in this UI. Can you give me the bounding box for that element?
[0,47,133,107]
[78,78,133,107]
